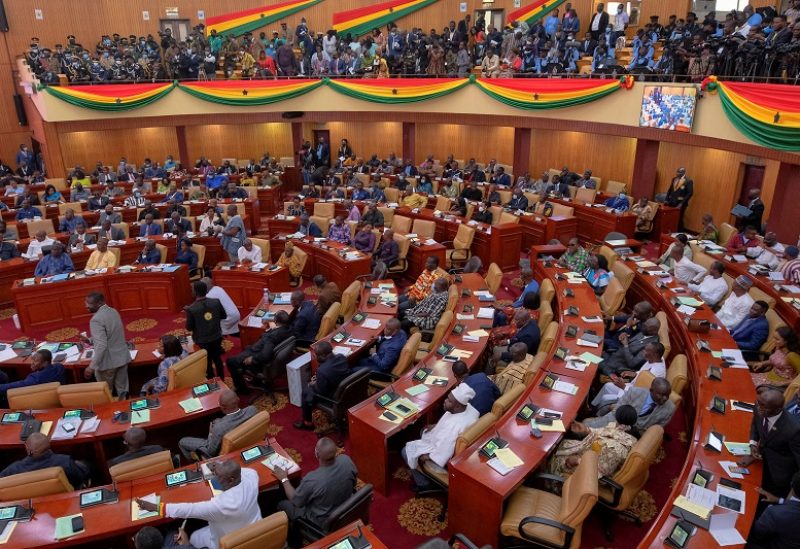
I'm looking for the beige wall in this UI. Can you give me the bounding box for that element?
[59,127,179,170]
[415,124,514,167]
[528,130,636,184]
[184,122,292,163]
[303,121,403,161]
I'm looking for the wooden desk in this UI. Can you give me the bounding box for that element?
[552,198,637,243]
[269,236,372,291]
[256,184,282,217]
[210,264,291,312]
[628,260,762,549]
[11,266,192,332]
[5,441,298,548]
[447,262,603,547]
[348,273,493,495]
[304,520,389,549]
[519,213,578,248]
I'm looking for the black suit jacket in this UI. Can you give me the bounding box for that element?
[589,12,610,39]
[743,199,765,232]
[747,498,800,549]
[750,412,800,497]
[666,177,694,207]
[245,325,293,364]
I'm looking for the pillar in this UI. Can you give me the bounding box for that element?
[402,122,415,162]
[766,162,800,243]
[176,126,189,168]
[513,128,532,177]
[291,122,304,163]
[630,138,660,199]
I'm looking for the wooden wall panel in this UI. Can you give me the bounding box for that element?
[184,122,292,164]
[59,127,179,170]
[415,124,514,168]
[304,121,402,161]
[528,130,636,183]
[655,143,780,233]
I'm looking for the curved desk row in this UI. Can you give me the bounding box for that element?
[447,261,603,547]
[2,440,298,548]
[627,261,762,548]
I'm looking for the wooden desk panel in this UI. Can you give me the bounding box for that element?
[519,214,578,248]
[304,520,389,549]
[256,185,282,217]
[211,265,291,312]
[553,199,637,243]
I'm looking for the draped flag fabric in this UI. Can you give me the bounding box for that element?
[205,0,323,37]
[717,81,800,152]
[332,0,439,38]
[508,0,569,26]
[472,77,621,109]
[325,77,468,103]
[43,82,175,111]
[178,79,323,105]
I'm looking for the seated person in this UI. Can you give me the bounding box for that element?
[731,300,770,352]
[294,342,350,430]
[484,183,501,205]
[452,360,499,416]
[631,197,654,232]
[199,207,224,235]
[359,318,408,373]
[604,301,654,353]
[344,199,361,223]
[88,190,109,211]
[490,310,541,372]
[58,209,80,233]
[136,460,260,549]
[138,214,162,237]
[0,239,19,261]
[107,427,166,468]
[584,377,676,432]
[592,342,666,414]
[34,242,74,277]
[717,275,756,330]
[599,317,661,376]
[506,188,528,211]
[558,238,590,272]
[227,310,293,394]
[460,180,483,202]
[15,199,41,221]
[747,231,785,271]
[584,253,611,295]
[402,190,427,209]
[135,240,161,264]
[548,405,638,479]
[362,202,384,227]
[698,213,719,243]
[275,437,357,543]
[0,432,89,488]
[450,196,468,217]
[402,383,479,490]
[398,256,448,314]
[98,219,125,241]
[237,239,262,263]
[175,238,199,277]
[604,191,630,211]
[749,326,800,390]
[165,200,187,218]
[297,214,322,237]
[439,178,460,199]
[726,225,760,254]
[353,223,376,253]
[67,222,96,250]
[489,342,534,396]
[25,230,55,258]
[687,261,728,307]
[178,390,257,461]
[277,242,303,285]
[511,267,540,309]
[401,278,450,333]
[85,237,117,270]
[417,175,434,194]
[220,181,248,200]
[375,229,399,268]
[352,181,371,201]
[164,211,192,235]
[0,349,65,407]
[137,201,161,221]
[140,335,188,395]
[290,290,322,345]
[313,275,341,315]
[472,201,493,224]
[669,243,706,284]
[327,216,351,245]
[286,197,306,217]
[69,184,89,202]
[657,233,692,267]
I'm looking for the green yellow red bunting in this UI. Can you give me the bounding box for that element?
[205,0,323,38]
[325,77,468,103]
[178,80,322,105]
[508,0,569,26]
[42,82,175,111]
[332,0,439,38]
[472,76,621,109]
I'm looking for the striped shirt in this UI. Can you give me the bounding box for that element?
[782,259,800,284]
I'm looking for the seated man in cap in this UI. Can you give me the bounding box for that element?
[717,275,755,330]
[401,383,480,490]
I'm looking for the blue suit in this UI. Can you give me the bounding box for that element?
[747,497,800,549]
[512,280,540,308]
[465,373,500,416]
[292,301,321,343]
[360,331,407,373]
[298,222,322,238]
[502,320,541,361]
[0,364,66,402]
[731,315,769,351]
[138,222,162,237]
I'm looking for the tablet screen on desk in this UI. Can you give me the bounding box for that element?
[131,399,148,411]
[242,447,263,462]
[193,383,210,396]
[166,471,188,486]
[80,490,103,506]
[0,507,16,520]
[668,521,692,548]
[1,413,21,423]
[328,540,354,549]
[64,410,83,419]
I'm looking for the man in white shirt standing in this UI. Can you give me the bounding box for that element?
[201,277,241,337]
[717,275,755,330]
[688,261,729,307]
[135,460,261,549]
[748,231,785,271]
[237,239,262,264]
[670,244,706,284]
[24,230,54,259]
[592,341,666,414]
[612,4,629,42]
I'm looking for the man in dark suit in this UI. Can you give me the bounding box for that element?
[314,137,330,168]
[178,390,257,460]
[107,427,165,468]
[297,214,322,238]
[138,214,162,237]
[666,167,694,231]
[731,300,770,353]
[359,318,408,373]
[579,32,598,56]
[589,3,610,40]
[599,317,661,376]
[0,432,89,488]
[67,223,97,249]
[294,341,350,430]
[164,211,192,235]
[98,219,125,241]
[490,310,541,372]
[747,471,800,549]
[227,310,294,394]
[740,387,800,500]
[740,188,766,233]
[290,290,321,346]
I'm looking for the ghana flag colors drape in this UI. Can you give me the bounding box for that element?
[205,0,323,38]
[43,82,175,111]
[473,77,621,109]
[717,81,800,152]
[179,80,323,105]
[332,0,439,38]
[508,0,569,26]
[325,77,468,103]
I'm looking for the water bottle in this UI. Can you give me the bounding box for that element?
[263,287,270,305]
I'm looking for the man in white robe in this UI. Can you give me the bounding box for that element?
[202,277,241,336]
[717,275,755,330]
[687,261,729,307]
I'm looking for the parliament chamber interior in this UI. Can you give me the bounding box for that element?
[0,0,799,548]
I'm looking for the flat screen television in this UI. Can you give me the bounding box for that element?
[639,85,697,133]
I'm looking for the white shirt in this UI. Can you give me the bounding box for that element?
[199,216,218,234]
[673,255,707,284]
[631,360,666,387]
[689,275,729,306]
[237,245,262,263]
[591,13,602,31]
[167,467,261,549]
[717,291,754,330]
[748,242,785,270]
[25,237,55,258]
[613,11,629,31]
[404,405,479,468]
[207,285,241,336]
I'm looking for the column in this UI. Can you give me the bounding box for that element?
[513,128,531,177]
[291,122,304,163]
[175,126,189,168]
[766,162,800,243]
[402,122,415,162]
[630,138,660,198]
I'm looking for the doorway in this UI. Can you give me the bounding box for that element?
[475,9,504,32]
[312,129,331,167]
[738,164,765,205]
[160,19,191,42]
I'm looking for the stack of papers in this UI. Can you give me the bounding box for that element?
[677,305,697,316]
[247,316,265,328]
[361,318,382,329]
[456,314,474,320]
[723,442,751,456]
[51,418,82,440]
[552,379,578,395]
[262,453,300,474]
[79,417,100,434]
[677,296,704,307]
[250,262,268,270]
[0,347,18,363]
[332,346,353,357]
[179,397,203,413]
[636,260,658,268]
[533,419,566,432]
[405,385,429,397]
[720,349,747,368]
[709,513,746,546]
[131,494,160,521]
[0,521,16,543]
[130,409,150,425]
[476,307,495,319]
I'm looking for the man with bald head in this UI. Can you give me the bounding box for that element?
[739,387,800,500]
[34,241,74,277]
[604,300,654,352]
[275,437,357,538]
[0,432,89,488]
[359,317,408,373]
[134,239,160,265]
[598,317,661,376]
[178,390,256,461]
[107,427,165,467]
[25,229,54,258]
[295,341,350,430]
[85,237,117,269]
[136,459,261,549]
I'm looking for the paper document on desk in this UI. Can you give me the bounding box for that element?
[768,272,784,281]
[129,350,139,360]
[456,314,474,320]
[581,315,603,323]
[724,442,751,456]
[51,418,82,440]
[274,292,292,304]
[132,493,160,521]
[332,346,352,357]
[0,520,17,544]
[552,380,578,395]
[565,360,588,372]
[673,495,711,520]
[476,307,495,319]
[636,260,657,268]
[709,512,746,546]
[606,239,627,246]
[130,409,150,425]
[54,513,83,540]
[487,457,514,475]
[534,419,566,432]
[247,316,264,328]
[262,453,300,474]
[576,338,600,348]
[0,347,17,363]
[719,460,745,479]
[676,305,697,316]
[720,349,747,368]
[79,416,100,434]
[361,318,382,329]
[782,285,800,294]
[494,448,523,468]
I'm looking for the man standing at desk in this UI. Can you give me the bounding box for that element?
[34,242,74,277]
[82,291,130,398]
[220,203,246,264]
[737,188,765,233]
[186,280,227,379]
[666,167,693,231]
[201,277,240,338]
